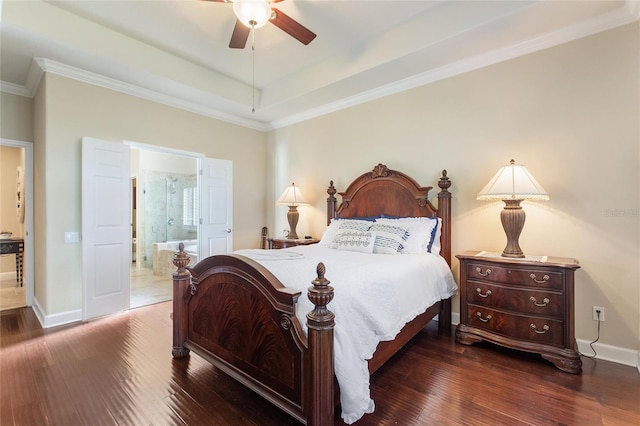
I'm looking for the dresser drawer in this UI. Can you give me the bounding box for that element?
[467,262,564,290]
[466,280,563,318]
[466,305,564,347]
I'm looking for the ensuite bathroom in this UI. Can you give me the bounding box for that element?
[130,148,198,308]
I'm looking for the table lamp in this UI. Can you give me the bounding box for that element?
[276,183,307,239]
[477,159,549,258]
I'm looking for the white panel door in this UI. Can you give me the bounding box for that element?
[199,158,233,257]
[82,137,131,320]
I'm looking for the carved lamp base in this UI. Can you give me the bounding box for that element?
[500,199,526,258]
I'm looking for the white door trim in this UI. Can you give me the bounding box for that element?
[124,140,205,159]
[0,138,34,307]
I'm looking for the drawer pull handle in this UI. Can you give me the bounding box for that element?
[530,323,550,334]
[530,296,550,307]
[476,267,492,277]
[476,312,492,323]
[529,273,550,284]
[476,288,492,298]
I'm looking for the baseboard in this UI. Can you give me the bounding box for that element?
[450,312,637,370]
[31,297,45,327]
[32,297,82,329]
[577,339,639,369]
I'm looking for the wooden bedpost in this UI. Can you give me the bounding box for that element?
[437,170,452,267]
[437,170,453,333]
[306,263,335,426]
[326,180,337,226]
[171,243,191,358]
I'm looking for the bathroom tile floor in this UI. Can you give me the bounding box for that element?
[130,265,173,309]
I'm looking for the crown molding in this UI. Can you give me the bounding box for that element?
[0,81,30,97]
[35,58,269,131]
[7,58,269,131]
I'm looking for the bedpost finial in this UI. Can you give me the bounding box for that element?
[438,169,451,192]
[172,242,191,277]
[327,180,336,197]
[316,262,326,280]
[307,263,334,327]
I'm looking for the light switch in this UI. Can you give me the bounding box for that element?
[64,232,80,243]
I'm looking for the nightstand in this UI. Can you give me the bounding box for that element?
[455,250,582,374]
[267,238,320,249]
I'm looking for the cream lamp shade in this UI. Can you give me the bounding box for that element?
[233,0,272,28]
[277,183,307,239]
[477,159,549,201]
[477,160,549,258]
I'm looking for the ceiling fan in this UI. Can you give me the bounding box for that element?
[205,0,317,49]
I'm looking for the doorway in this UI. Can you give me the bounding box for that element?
[129,147,198,309]
[82,138,232,321]
[0,139,34,312]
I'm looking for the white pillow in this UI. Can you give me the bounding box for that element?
[319,219,341,246]
[333,230,376,253]
[368,223,408,254]
[320,218,374,246]
[375,217,440,254]
[430,218,442,255]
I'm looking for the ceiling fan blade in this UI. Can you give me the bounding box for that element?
[229,19,250,49]
[270,7,316,45]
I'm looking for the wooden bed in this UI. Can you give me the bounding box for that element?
[171,163,453,426]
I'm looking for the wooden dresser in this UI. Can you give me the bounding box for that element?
[267,238,319,249]
[455,250,582,373]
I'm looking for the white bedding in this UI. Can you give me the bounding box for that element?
[235,245,458,424]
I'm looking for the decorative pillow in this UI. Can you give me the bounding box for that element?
[319,218,373,246]
[428,218,442,255]
[319,219,341,246]
[333,230,376,253]
[336,219,374,231]
[339,215,379,222]
[369,223,408,254]
[375,217,439,254]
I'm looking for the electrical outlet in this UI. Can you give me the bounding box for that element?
[592,306,605,321]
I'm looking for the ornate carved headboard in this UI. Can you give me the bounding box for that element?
[326,163,452,265]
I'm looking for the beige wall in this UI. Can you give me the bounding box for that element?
[268,24,640,353]
[36,73,266,315]
[0,92,34,142]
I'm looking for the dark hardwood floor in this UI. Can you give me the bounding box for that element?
[1,302,638,425]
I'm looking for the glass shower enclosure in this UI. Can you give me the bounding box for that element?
[140,170,198,275]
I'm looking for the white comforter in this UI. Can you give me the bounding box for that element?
[235,245,457,424]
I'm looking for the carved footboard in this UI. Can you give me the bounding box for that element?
[171,245,335,426]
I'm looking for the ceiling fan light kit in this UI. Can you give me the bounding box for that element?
[210,0,317,49]
[233,0,272,29]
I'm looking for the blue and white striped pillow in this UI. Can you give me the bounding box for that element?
[327,219,373,248]
[369,223,409,254]
[333,230,376,253]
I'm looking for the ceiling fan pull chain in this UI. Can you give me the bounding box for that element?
[251,24,256,114]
